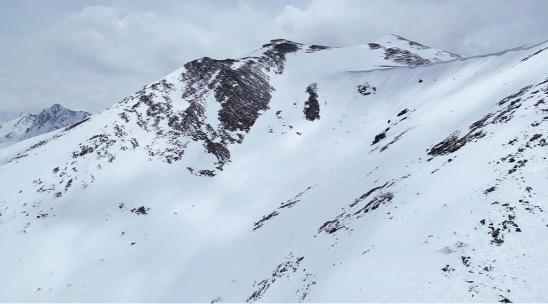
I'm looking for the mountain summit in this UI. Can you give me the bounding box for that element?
[0,35,547,302]
[0,104,90,148]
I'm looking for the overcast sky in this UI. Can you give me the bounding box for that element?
[1,0,548,119]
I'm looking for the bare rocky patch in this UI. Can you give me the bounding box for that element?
[253,186,313,231]
[318,181,395,235]
[357,83,376,96]
[247,254,305,302]
[304,83,320,121]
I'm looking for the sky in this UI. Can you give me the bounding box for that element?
[1,0,548,120]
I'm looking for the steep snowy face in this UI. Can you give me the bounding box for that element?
[24,104,90,138]
[0,104,90,148]
[0,36,547,302]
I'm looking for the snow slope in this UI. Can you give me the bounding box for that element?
[0,35,547,302]
[0,104,90,148]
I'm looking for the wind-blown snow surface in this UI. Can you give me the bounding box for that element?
[0,104,90,148]
[0,35,547,302]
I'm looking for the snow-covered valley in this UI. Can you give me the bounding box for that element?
[0,34,547,302]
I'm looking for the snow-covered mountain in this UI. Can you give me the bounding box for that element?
[0,113,36,147]
[0,34,547,302]
[0,104,90,148]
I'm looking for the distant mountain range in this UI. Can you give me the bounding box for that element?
[0,104,90,148]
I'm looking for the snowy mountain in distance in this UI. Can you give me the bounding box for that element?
[0,113,36,147]
[0,104,90,148]
[25,104,91,138]
[0,34,547,302]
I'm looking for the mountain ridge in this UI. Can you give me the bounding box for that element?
[0,35,547,302]
[0,104,90,148]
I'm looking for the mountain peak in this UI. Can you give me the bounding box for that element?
[39,103,70,115]
[262,38,301,47]
[49,103,64,111]
[0,104,90,148]
[27,104,90,138]
[378,34,430,47]
[369,34,461,64]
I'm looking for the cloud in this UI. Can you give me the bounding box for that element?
[1,0,548,117]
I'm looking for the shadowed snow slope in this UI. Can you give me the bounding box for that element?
[0,35,547,302]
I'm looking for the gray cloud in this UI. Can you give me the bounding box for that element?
[1,0,548,117]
